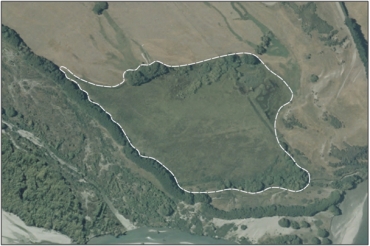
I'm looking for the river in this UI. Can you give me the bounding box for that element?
[88,227,233,244]
[331,180,368,244]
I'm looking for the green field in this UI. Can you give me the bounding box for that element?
[71,55,308,192]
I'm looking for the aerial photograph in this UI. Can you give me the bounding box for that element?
[1,1,368,244]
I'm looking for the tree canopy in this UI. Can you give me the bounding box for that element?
[92,2,109,15]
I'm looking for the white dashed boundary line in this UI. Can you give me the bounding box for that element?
[59,52,311,195]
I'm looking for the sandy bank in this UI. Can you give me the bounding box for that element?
[213,216,295,243]
[332,193,368,244]
[2,209,72,244]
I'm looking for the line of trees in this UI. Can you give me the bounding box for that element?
[339,2,368,76]
[216,145,309,192]
[125,53,260,88]
[201,190,343,220]
[344,16,368,76]
[125,62,170,86]
[260,235,302,244]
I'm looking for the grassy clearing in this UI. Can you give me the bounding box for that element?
[98,11,140,70]
[204,2,256,48]
[278,59,301,94]
[265,37,290,58]
[78,55,308,191]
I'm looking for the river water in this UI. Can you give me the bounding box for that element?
[88,227,233,244]
[89,181,368,244]
[331,180,368,244]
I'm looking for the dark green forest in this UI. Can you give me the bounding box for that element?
[1,134,125,243]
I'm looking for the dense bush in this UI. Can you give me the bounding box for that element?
[6,106,17,117]
[310,74,319,82]
[290,220,300,229]
[339,2,349,17]
[2,136,89,243]
[92,2,108,15]
[242,54,260,65]
[339,2,367,75]
[285,2,333,34]
[255,44,266,55]
[282,115,306,129]
[311,237,321,244]
[345,17,368,76]
[260,235,302,244]
[332,175,363,190]
[317,228,329,238]
[321,238,332,244]
[201,190,343,220]
[239,236,252,244]
[300,220,310,228]
[328,114,342,129]
[125,62,170,86]
[327,205,341,215]
[278,218,291,228]
[328,142,367,190]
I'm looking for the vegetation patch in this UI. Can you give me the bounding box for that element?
[278,218,290,228]
[328,143,367,175]
[1,130,130,243]
[317,228,329,238]
[93,2,108,15]
[326,142,367,190]
[318,29,348,47]
[284,2,333,35]
[201,189,342,220]
[321,238,332,244]
[311,237,321,244]
[230,2,289,57]
[328,115,343,129]
[75,52,309,192]
[310,74,319,83]
[340,2,368,76]
[282,114,307,129]
[290,220,300,229]
[300,220,310,228]
[216,223,234,238]
[259,234,302,244]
